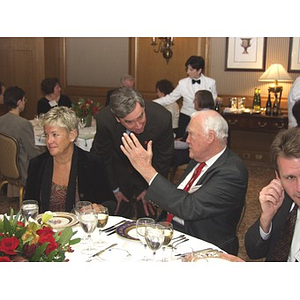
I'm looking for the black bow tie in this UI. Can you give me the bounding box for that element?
[192,79,201,84]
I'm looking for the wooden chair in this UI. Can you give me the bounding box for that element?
[0,132,24,207]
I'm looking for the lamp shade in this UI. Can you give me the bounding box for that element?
[258,64,293,83]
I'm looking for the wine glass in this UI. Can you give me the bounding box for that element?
[136,217,155,261]
[74,201,93,244]
[78,117,87,129]
[144,223,165,262]
[94,206,109,246]
[158,221,174,261]
[78,209,98,255]
[20,200,39,223]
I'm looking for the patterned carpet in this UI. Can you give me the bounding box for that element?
[0,161,274,262]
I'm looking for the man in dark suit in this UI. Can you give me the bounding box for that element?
[91,87,173,219]
[120,109,248,255]
[245,127,300,262]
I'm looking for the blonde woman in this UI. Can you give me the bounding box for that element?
[25,106,116,213]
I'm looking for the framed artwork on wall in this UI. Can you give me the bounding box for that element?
[225,37,267,71]
[288,37,300,73]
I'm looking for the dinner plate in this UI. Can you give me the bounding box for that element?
[96,248,131,262]
[36,212,78,230]
[116,221,139,241]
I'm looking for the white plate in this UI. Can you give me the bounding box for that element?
[36,212,78,230]
[96,248,131,262]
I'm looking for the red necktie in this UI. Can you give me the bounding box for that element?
[166,162,206,223]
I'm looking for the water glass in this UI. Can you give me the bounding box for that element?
[20,200,39,223]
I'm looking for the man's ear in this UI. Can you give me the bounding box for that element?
[114,116,121,123]
[207,130,215,143]
[275,169,281,179]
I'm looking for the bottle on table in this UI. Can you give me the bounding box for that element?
[273,94,279,116]
[265,92,272,116]
[252,88,261,112]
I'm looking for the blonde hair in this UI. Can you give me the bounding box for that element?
[42,106,79,135]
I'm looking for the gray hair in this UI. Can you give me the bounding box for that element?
[270,127,300,170]
[121,74,134,84]
[110,87,145,118]
[192,110,228,142]
[41,106,79,135]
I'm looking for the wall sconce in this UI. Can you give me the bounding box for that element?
[258,63,293,108]
[151,37,174,64]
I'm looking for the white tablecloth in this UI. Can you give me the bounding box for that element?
[31,120,96,152]
[66,216,222,263]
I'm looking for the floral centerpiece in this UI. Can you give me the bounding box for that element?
[72,98,101,127]
[0,209,80,262]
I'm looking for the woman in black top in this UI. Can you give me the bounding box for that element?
[37,78,72,115]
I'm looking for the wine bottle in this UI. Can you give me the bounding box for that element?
[252,88,261,112]
[265,93,272,116]
[273,94,279,116]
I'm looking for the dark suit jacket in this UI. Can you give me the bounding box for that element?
[25,145,116,214]
[37,94,72,115]
[245,195,294,261]
[91,101,174,200]
[146,147,248,255]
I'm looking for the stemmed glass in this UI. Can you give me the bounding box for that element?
[158,221,174,261]
[94,206,109,246]
[74,201,93,244]
[78,117,87,129]
[145,223,165,261]
[136,217,155,261]
[78,209,98,255]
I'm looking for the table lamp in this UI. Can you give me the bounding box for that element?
[258,63,293,109]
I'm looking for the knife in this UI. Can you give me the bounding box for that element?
[87,243,118,260]
[103,220,127,232]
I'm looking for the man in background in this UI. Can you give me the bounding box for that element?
[105,74,135,106]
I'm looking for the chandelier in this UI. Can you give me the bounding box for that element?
[151,37,174,64]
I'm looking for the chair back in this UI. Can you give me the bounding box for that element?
[0,132,21,180]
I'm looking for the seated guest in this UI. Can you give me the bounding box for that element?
[120,109,248,255]
[155,79,179,136]
[0,86,41,188]
[193,89,215,111]
[172,90,216,170]
[292,99,300,127]
[91,87,173,219]
[0,81,5,104]
[105,74,135,106]
[245,127,300,261]
[25,106,116,214]
[37,78,72,115]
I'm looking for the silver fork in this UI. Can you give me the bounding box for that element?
[172,238,189,249]
[167,236,187,248]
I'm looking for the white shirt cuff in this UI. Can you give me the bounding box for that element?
[148,172,158,186]
[259,223,272,240]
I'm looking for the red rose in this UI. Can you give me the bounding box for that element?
[17,221,25,227]
[23,243,37,258]
[0,236,19,255]
[37,227,59,255]
[0,256,11,262]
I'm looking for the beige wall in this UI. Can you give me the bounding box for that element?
[209,37,300,109]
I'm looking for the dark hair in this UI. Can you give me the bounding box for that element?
[110,87,145,118]
[194,90,215,110]
[270,127,300,171]
[292,99,300,127]
[41,78,60,95]
[155,79,174,95]
[3,86,25,110]
[185,56,205,71]
[0,82,3,94]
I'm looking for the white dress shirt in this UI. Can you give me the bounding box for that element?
[172,147,226,225]
[153,74,217,117]
[288,76,300,127]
